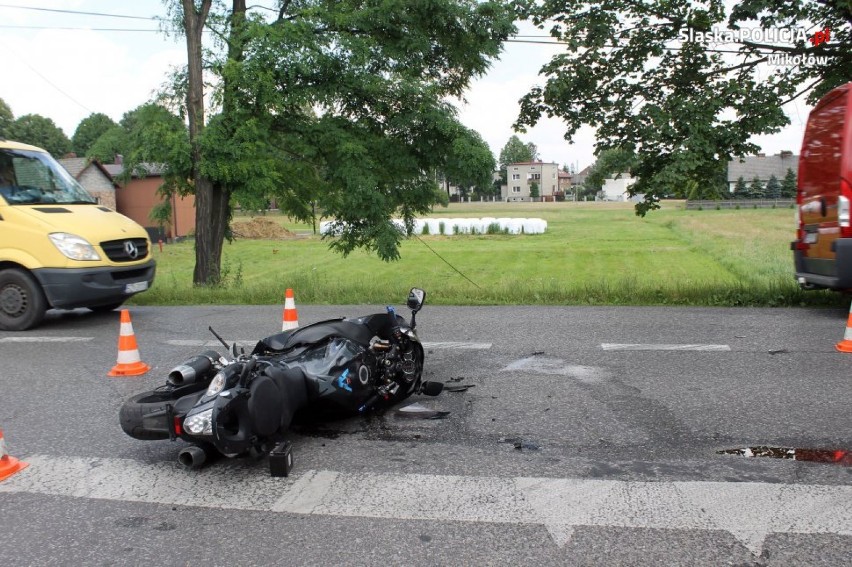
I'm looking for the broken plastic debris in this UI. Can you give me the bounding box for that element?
[444,384,475,392]
[718,446,850,465]
[395,402,450,420]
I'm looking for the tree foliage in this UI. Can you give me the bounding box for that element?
[0,98,13,139]
[580,149,639,200]
[120,104,193,194]
[498,134,539,169]
[72,113,118,157]
[750,176,766,199]
[87,126,126,164]
[7,114,71,157]
[765,174,781,199]
[153,0,514,284]
[781,167,797,197]
[734,176,749,197]
[443,126,497,199]
[515,0,851,215]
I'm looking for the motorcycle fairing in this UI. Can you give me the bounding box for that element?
[252,318,375,353]
[284,337,376,413]
[252,312,409,355]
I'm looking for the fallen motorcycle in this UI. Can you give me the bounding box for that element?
[119,288,442,476]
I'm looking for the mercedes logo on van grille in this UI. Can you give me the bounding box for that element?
[124,240,139,259]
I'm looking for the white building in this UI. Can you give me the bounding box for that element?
[601,174,636,201]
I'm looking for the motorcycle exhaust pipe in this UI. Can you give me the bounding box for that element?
[168,351,220,386]
[178,443,219,469]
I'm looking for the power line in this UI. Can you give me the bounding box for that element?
[0,37,93,115]
[0,25,161,32]
[0,3,155,20]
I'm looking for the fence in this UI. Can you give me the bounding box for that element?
[685,199,794,210]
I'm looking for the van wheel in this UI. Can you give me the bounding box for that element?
[0,268,47,331]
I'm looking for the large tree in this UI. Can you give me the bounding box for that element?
[515,0,851,215]
[442,126,497,199]
[498,134,539,169]
[7,114,71,157]
[72,113,118,157]
[156,0,513,285]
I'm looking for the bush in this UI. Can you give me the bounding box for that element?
[439,221,446,235]
[486,222,504,234]
[421,223,430,235]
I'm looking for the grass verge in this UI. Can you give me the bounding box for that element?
[130,202,845,308]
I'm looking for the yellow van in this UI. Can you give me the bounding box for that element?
[0,139,155,330]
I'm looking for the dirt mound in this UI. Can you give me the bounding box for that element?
[232,217,295,239]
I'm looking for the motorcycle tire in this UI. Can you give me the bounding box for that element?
[119,383,206,441]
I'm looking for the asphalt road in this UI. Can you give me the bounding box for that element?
[1,303,851,566]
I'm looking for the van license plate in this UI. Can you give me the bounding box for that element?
[125,281,149,293]
[804,232,818,244]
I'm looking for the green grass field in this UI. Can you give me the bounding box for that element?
[131,201,845,307]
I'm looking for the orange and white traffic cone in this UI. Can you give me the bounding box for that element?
[108,309,151,376]
[837,302,852,352]
[282,288,299,331]
[0,428,28,482]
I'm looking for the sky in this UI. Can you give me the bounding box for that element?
[0,0,812,171]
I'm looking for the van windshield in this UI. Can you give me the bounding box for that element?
[0,149,97,205]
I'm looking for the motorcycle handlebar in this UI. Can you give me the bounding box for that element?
[238,358,256,387]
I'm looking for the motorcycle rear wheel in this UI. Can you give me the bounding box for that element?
[119,383,207,440]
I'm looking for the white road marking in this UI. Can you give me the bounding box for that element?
[422,341,492,350]
[601,344,731,351]
[2,454,849,555]
[166,339,492,350]
[0,336,93,343]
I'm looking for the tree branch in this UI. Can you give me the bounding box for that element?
[780,77,823,106]
[277,0,292,23]
[703,55,768,78]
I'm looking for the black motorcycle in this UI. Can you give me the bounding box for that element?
[119,288,442,476]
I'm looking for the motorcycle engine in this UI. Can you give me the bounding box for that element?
[400,348,418,382]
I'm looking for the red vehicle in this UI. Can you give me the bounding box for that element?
[793,81,852,290]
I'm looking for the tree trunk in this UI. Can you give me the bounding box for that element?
[182,0,246,286]
[182,0,219,285]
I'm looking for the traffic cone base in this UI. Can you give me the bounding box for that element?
[108,360,151,376]
[836,305,852,352]
[109,309,150,376]
[0,455,28,481]
[0,429,29,482]
[282,288,299,331]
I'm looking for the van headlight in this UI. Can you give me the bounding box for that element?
[184,408,214,435]
[49,233,101,261]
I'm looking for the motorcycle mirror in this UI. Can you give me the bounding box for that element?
[407,288,426,313]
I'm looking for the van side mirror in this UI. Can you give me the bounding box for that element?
[407,288,426,313]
